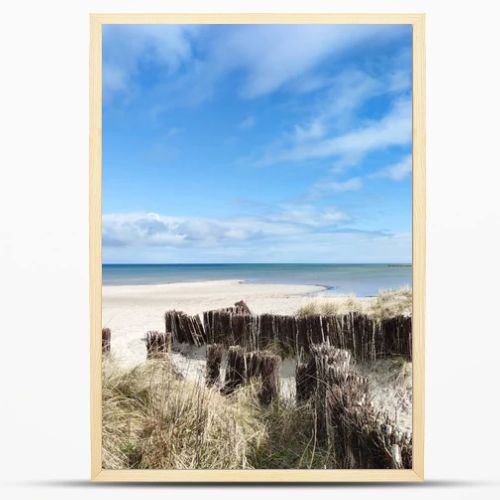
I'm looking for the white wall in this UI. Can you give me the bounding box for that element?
[1,1,499,498]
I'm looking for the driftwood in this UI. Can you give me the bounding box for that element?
[145,331,172,359]
[206,344,224,386]
[102,328,111,354]
[306,344,412,469]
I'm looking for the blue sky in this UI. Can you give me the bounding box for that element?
[102,24,412,264]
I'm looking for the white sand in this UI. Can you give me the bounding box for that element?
[357,359,413,434]
[103,279,325,368]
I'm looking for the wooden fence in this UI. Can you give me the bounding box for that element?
[165,309,412,361]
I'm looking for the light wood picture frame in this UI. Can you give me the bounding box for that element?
[90,13,425,482]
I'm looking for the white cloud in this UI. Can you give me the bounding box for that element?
[103,24,409,102]
[293,120,326,143]
[102,209,413,264]
[372,155,412,181]
[312,177,363,195]
[261,98,412,166]
[321,69,383,121]
[223,24,396,98]
[266,205,349,227]
[273,69,399,159]
[102,206,351,249]
[103,215,410,263]
[103,25,201,101]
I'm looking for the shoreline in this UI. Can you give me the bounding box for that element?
[102,263,413,297]
[103,278,381,298]
[103,279,328,294]
[103,278,329,293]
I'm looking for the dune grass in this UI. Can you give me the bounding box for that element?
[370,287,412,320]
[296,287,412,319]
[102,359,334,470]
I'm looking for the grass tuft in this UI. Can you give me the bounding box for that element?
[296,287,412,319]
[103,359,335,469]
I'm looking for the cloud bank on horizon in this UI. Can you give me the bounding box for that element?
[102,24,412,264]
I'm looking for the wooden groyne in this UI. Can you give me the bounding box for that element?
[257,353,281,405]
[206,344,224,386]
[166,308,412,361]
[222,347,281,404]
[102,328,111,354]
[223,346,247,393]
[305,344,412,469]
[165,310,206,346]
[145,331,172,359]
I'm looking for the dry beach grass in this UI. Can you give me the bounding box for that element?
[103,358,336,469]
[296,286,412,319]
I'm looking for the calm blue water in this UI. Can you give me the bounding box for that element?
[102,264,412,297]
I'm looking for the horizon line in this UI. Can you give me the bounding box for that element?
[102,262,413,266]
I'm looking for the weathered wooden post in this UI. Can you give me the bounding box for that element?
[245,351,262,379]
[258,353,281,405]
[234,300,252,314]
[145,331,172,359]
[102,328,111,355]
[223,346,246,394]
[165,310,206,346]
[206,344,224,386]
[296,359,316,403]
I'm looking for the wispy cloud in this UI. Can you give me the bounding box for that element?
[293,120,327,143]
[220,24,403,98]
[372,154,412,181]
[309,177,363,198]
[103,25,201,101]
[260,97,412,166]
[102,206,351,249]
[103,211,409,263]
[103,24,410,103]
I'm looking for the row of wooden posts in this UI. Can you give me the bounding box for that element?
[104,301,412,363]
[208,345,281,404]
[102,327,281,404]
[164,304,412,361]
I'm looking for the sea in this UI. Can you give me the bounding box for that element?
[102,263,412,297]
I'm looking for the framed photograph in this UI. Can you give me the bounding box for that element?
[90,13,425,482]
